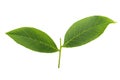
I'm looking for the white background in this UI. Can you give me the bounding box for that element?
[0,0,120,80]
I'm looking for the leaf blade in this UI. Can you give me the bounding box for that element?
[6,27,58,53]
[63,16,115,47]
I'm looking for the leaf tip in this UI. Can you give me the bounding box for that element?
[6,31,9,35]
[112,21,117,24]
[92,15,115,23]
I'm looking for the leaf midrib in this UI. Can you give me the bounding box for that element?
[9,33,58,50]
[64,22,108,46]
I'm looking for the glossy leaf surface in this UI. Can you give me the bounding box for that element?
[6,27,58,53]
[63,16,114,47]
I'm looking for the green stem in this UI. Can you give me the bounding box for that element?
[58,38,62,68]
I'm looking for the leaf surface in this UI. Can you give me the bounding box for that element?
[6,27,58,53]
[63,16,115,47]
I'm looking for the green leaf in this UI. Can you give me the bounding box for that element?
[6,27,58,53]
[63,16,115,47]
